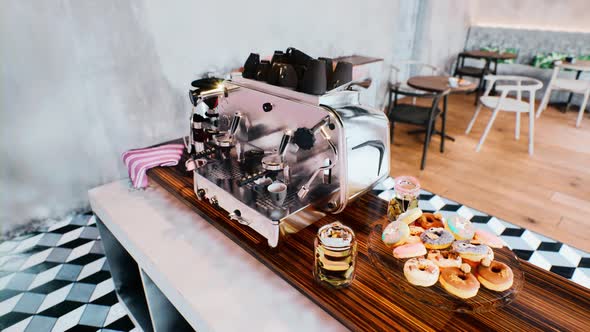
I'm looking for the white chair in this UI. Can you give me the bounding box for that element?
[390,61,440,104]
[465,75,543,155]
[536,61,590,127]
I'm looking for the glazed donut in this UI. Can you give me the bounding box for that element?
[404,258,440,287]
[397,208,423,224]
[445,216,475,241]
[393,242,427,259]
[471,229,504,248]
[427,250,462,268]
[420,227,454,249]
[439,267,480,299]
[382,221,410,246]
[477,261,514,292]
[452,241,489,262]
[418,213,445,229]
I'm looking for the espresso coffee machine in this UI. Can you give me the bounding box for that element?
[185,75,390,247]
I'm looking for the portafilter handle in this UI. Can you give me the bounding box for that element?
[278,129,293,160]
[229,112,242,137]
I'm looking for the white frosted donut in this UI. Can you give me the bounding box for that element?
[397,208,423,224]
[427,249,462,268]
[403,257,440,287]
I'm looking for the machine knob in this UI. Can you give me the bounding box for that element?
[197,189,206,199]
[229,209,249,225]
[293,128,315,150]
[262,102,273,112]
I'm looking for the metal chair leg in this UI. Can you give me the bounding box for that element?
[390,121,395,144]
[440,96,448,152]
[420,120,435,170]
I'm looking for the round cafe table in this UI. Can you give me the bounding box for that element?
[406,75,478,148]
[462,50,517,61]
[462,50,517,75]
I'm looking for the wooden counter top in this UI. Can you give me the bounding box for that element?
[148,154,590,331]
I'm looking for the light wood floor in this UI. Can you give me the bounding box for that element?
[388,94,590,252]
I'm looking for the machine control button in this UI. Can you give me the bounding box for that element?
[262,102,273,112]
[197,189,206,198]
[210,196,219,207]
[229,209,249,225]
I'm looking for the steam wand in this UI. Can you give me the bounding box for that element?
[297,124,338,200]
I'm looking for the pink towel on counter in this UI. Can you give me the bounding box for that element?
[122,144,184,189]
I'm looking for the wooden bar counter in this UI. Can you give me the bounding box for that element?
[147,162,590,331]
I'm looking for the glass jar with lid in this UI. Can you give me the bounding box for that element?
[314,221,357,288]
[387,176,420,221]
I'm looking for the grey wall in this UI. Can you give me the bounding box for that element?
[0,0,401,233]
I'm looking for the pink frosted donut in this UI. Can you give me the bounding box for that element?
[471,229,504,248]
[393,242,427,259]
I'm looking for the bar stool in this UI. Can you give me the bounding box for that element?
[536,61,590,127]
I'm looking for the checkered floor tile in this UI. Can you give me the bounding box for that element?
[1,181,589,331]
[373,179,590,289]
[0,214,137,332]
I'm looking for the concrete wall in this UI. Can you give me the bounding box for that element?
[415,0,472,73]
[391,0,472,74]
[471,0,590,32]
[0,0,400,233]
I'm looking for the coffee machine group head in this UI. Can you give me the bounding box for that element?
[184,73,390,248]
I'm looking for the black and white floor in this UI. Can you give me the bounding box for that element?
[1,179,589,331]
[0,214,135,332]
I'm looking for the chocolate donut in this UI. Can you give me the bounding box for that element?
[418,213,445,229]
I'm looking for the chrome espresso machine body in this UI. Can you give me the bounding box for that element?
[185,76,390,247]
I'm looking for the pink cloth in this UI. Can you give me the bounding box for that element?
[122,144,184,188]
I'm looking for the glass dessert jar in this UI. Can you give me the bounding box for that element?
[314,221,357,288]
[387,176,420,221]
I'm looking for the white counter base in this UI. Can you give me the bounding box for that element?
[89,180,346,332]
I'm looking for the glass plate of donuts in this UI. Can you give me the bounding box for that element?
[367,217,524,313]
